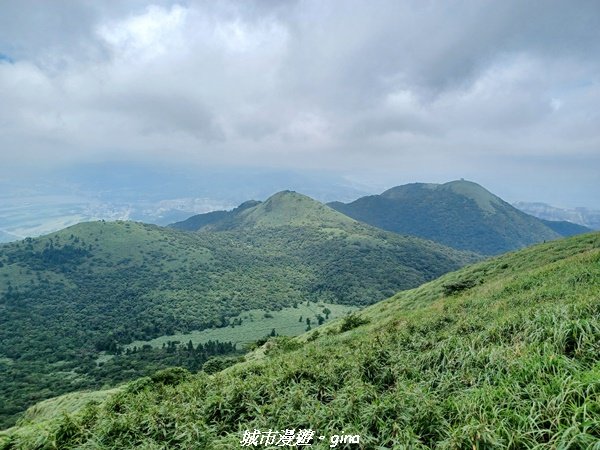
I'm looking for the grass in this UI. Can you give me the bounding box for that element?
[0,389,121,450]
[2,232,599,449]
[124,302,357,351]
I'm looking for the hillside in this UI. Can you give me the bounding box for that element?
[213,191,358,230]
[540,218,592,237]
[170,200,261,231]
[170,191,357,231]
[0,192,475,428]
[329,180,564,255]
[2,232,598,448]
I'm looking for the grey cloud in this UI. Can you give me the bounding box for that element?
[0,0,598,207]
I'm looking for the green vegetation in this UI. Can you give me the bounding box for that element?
[329,180,566,255]
[170,200,261,231]
[124,302,357,352]
[171,191,357,231]
[0,191,475,428]
[2,232,598,449]
[540,218,591,237]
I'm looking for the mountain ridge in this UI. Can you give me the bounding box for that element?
[514,201,600,230]
[170,199,262,231]
[329,179,564,255]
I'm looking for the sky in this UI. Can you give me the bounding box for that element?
[0,0,599,207]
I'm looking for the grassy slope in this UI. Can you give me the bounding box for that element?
[0,192,475,428]
[329,180,562,255]
[123,302,357,352]
[3,232,599,449]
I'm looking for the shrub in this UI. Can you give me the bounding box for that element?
[340,313,370,332]
[150,367,190,386]
[202,356,242,374]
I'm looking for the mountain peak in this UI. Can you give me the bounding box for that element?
[265,189,306,202]
[237,190,356,228]
[382,180,501,213]
[439,180,502,213]
[170,191,354,231]
[330,180,561,255]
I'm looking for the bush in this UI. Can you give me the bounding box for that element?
[125,377,153,394]
[442,277,479,295]
[202,356,242,374]
[150,367,190,386]
[264,336,303,355]
[340,313,370,332]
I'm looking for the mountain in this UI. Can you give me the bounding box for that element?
[170,200,261,231]
[3,232,599,448]
[0,191,476,428]
[329,180,565,255]
[171,191,356,231]
[514,201,600,230]
[210,191,357,229]
[539,218,592,237]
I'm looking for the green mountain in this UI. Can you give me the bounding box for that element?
[2,232,598,449]
[215,191,357,229]
[171,191,357,231]
[170,200,261,231]
[540,218,592,237]
[0,191,475,428]
[328,180,565,255]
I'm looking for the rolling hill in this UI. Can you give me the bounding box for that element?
[0,191,476,428]
[328,180,568,255]
[2,232,598,449]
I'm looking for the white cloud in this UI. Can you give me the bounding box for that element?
[97,4,188,61]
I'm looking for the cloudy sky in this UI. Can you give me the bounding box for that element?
[0,0,599,207]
